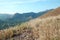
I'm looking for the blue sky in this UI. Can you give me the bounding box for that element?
[0,0,60,14]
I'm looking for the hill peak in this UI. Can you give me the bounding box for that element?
[53,7,60,12]
[40,7,60,18]
[56,7,60,9]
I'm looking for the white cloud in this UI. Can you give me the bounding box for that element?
[0,0,47,5]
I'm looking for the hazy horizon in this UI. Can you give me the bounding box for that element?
[0,0,60,14]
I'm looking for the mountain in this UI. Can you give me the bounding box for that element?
[40,7,60,18]
[0,10,51,30]
[0,7,60,40]
[0,14,12,21]
[0,14,60,40]
[8,10,51,23]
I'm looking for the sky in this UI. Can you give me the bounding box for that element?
[0,0,60,14]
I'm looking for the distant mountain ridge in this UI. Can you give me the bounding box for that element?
[0,9,53,29]
[9,10,52,22]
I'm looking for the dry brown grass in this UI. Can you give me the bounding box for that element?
[27,15,60,40]
[0,23,39,40]
[0,15,60,40]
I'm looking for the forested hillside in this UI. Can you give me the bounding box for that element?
[0,10,51,30]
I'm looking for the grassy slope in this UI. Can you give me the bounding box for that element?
[0,15,60,40]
